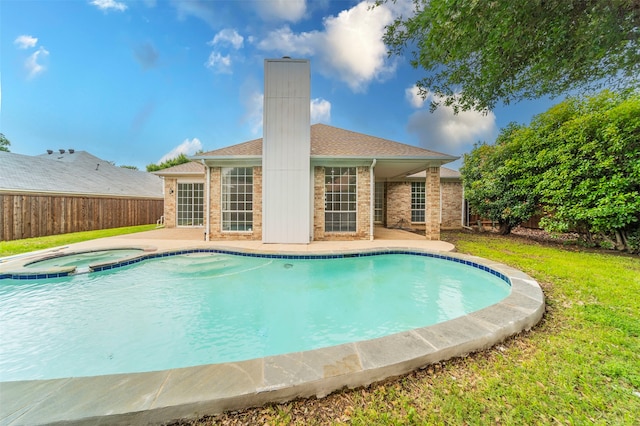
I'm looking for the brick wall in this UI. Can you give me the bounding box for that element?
[313,166,325,239]
[440,181,463,229]
[165,166,462,240]
[163,178,177,228]
[356,166,371,239]
[385,181,411,229]
[425,167,440,240]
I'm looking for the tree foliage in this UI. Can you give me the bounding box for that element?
[146,153,191,172]
[0,133,10,152]
[147,154,191,172]
[460,124,538,235]
[461,90,640,252]
[381,0,640,112]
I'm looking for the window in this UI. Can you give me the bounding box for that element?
[324,167,357,232]
[221,167,253,231]
[177,183,204,226]
[374,182,385,223]
[411,181,426,223]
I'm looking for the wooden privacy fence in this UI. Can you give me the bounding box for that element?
[468,213,542,230]
[0,193,164,241]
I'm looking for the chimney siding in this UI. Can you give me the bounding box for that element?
[262,59,311,243]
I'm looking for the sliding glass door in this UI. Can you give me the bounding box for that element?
[177,182,204,226]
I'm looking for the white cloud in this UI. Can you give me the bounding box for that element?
[405,87,498,155]
[257,1,397,92]
[14,35,38,49]
[206,29,243,74]
[171,0,217,27]
[320,2,396,91]
[244,91,264,136]
[25,47,49,79]
[311,98,331,123]
[257,26,316,56]
[405,85,426,108]
[205,52,232,74]
[90,0,128,12]
[158,138,203,164]
[381,0,414,18]
[209,29,244,49]
[256,0,306,22]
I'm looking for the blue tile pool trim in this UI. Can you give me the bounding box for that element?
[2,271,73,280]
[2,248,510,285]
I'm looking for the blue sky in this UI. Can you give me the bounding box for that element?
[2,0,557,170]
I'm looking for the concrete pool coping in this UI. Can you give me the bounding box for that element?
[0,242,545,426]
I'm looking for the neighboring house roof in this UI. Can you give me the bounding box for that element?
[195,124,457,160]
[0,150,163,198]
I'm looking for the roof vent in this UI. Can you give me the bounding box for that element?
[59,149,65,154]
[47,149,53,154]
[69,148,75,154]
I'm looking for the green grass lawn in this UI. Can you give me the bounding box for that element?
[0,224,157,258]
[195,231,640,425]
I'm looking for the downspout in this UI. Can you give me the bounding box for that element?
[203,160,210,242]
[369,159,377,241]
[461,184,473,230]
[461,184,465,227]
[439,182,442,224]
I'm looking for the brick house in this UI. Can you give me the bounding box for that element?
[154,58,463,243]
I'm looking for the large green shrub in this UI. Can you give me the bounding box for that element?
[462,91,640,252]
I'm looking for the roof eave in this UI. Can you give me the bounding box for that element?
[196,156,262,167]
[152,171,204,177]
[311,156,459,170]
[311,155,459,161]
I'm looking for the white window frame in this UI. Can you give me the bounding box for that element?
[374,182,385,224]
[324,167,357,232]
[221,167,253,232]
[411,181,426,223]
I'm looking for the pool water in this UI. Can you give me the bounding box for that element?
[24,249,144,270]
[0,253,510,381]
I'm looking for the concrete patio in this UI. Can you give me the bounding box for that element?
[64,226,453,253]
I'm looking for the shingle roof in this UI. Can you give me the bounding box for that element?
[440,167,461,179]
[152,161,205,176]
[408,167,461,180]
[197,124,457,160]
[310,124,453,158]
[0,151,163,198]
[200,139,262,157]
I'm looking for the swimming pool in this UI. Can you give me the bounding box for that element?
[0,246,544,425]
[0,250,510,381]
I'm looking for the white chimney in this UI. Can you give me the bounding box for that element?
[262,58,311,244]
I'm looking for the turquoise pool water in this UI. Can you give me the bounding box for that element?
[0,252,510,382]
